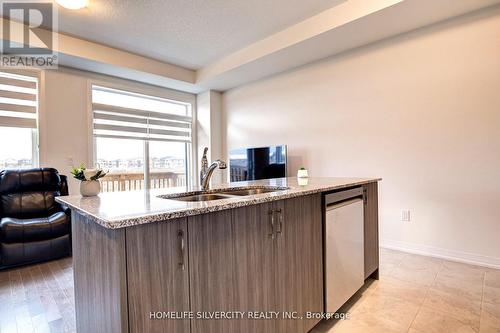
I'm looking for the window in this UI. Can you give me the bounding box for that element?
[92,85,192,191]
[0,71,38,169]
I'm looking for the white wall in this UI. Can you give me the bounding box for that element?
[39,69,89,195]
[196,90,223,184]
[222,7,500,266]
[38,67,196,194]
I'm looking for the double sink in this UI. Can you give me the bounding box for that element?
[160,186,289,202]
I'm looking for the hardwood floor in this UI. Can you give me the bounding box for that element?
[1,250,499,333]
[0,258,75,333]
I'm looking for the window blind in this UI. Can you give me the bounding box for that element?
[92,86,192,143]
[0,71,38,129]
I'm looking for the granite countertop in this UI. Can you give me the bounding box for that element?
[56,177,381,229]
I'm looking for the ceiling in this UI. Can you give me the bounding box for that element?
[197,0,500,91]
[4,0,497,92]
[56,0,345,69]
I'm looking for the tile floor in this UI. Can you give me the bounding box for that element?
[313,248,500,333]
[0,249,499,333]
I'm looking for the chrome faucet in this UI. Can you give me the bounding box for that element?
[200,147,227,191]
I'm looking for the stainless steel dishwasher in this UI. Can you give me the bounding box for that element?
[324,187,365,313]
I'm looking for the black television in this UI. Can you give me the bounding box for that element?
[229,145,287,182]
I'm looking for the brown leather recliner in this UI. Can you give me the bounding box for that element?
[0,168,71,269]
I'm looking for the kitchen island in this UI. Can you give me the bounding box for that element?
[57,177,380,333]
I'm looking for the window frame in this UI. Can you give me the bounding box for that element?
[0,69,40,169]
[87,79,197,189]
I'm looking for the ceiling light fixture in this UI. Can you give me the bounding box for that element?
[54,0,89,10]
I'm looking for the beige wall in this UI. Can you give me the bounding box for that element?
[222,8,500,266]
[196,90,223,184]
[38,68,196,195]
[39,70,89,195]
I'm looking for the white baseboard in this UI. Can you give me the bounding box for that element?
[380,239,500,270]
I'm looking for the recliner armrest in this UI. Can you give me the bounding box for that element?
[58,175,71,216]
[61,204,71,217]
[60,175,69,196]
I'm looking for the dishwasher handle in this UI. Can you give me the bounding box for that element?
[324,187,363,207]
[326,198,363,211]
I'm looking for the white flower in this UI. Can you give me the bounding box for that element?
[83,168,99,181]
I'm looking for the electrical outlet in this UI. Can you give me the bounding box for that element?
[401,209,411,222]
[67,156,74,166]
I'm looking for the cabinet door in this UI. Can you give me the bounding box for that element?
[364,182,379,279]
[126,218,190,333]
[188,209,236,333]
[189,204,277,333]
[72,213,129,333]
[232,202,278,333]
[276,194,324,333]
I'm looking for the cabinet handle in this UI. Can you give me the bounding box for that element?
[177,229,185,270]
[275,208,283,236]
[268,209,275,239]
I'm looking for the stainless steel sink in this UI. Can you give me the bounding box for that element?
[161,186,289,202]
[170,193,235,202]
[217,188,285,196]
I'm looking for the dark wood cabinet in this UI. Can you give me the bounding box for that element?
[71,182,378,333]
[232,202,278,333]
[277,194,324,333]
[363,182,379,279]
[72,213,129,333]
[188,195,323,333]
[188,209,239,333]
[126,218,190,333]
[188,202,278,333]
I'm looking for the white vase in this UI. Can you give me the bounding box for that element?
[297,169,309,178]
[80,180,100,197]
[298,177,309,186]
